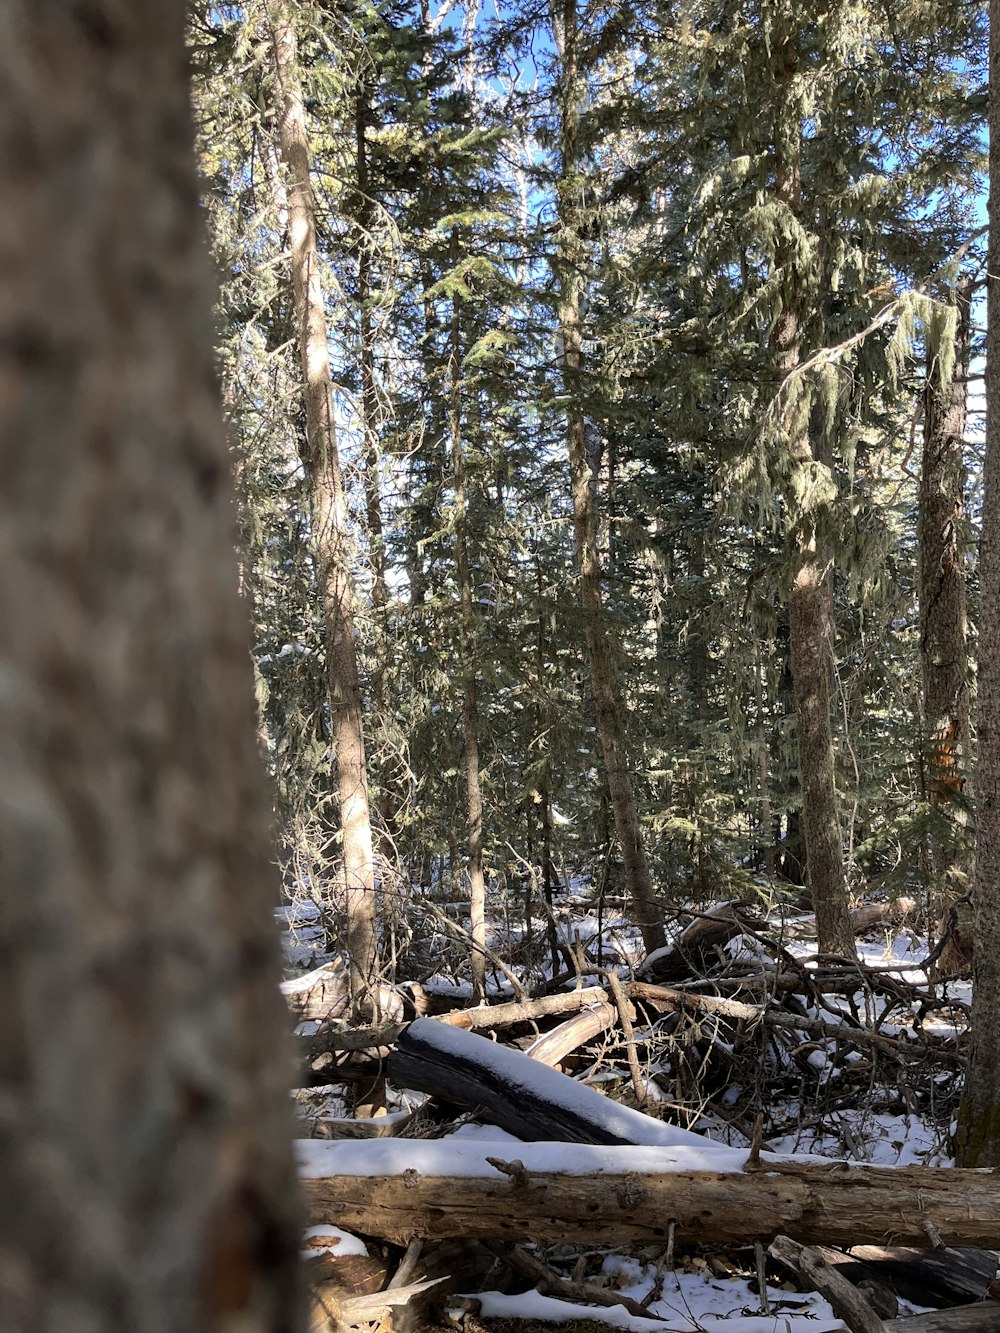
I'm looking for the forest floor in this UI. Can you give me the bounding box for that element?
[281,882,987,1333]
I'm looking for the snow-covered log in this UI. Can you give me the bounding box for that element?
[296,1138,1000,1250]
[388,1017,708,1147]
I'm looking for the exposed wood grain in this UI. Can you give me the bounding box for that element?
[299,1148,1000,1249]
[769,1234,888,1333]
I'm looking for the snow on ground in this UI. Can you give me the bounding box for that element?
[474,1285,843,1333]
[280,893,966,1330]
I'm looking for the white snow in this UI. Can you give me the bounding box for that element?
[301,1225,369,1258]
[473,1287,844,1333]
[280,962,341,995]
[294,1137,815,1179]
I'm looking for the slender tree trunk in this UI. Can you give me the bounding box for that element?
[533,553,561,971]
[771,26,854,957]
[0,4,303,1328]
[756,648,775,876]
[553,0,665,955]
[956,0,1000,1166]
[269,0,378,1002]
[449,237,488,1001]
[355,80,388,613]
[919,278,973,964]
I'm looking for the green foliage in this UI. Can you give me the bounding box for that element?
[190,0,986,934]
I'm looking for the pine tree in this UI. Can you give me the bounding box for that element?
[956,0,1000,1169]
[920,276,973,967]
[268,0,379,1002]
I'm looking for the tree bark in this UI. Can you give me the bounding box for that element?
[920,278,973,965]
[268,0,378,1002]
[955,0,1000,1166]
[769,1236,888,1333]
[553,0,665,956]
[770,22,854,957]
[354,78,388,613]
[449,233,488,1002]
[0,4,303,1329]
[298,1140,1000,1250]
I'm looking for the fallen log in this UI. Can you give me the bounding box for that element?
[777,899,918,940]
[438,988,611,1031]
[640,902,765,982]
[296,1139,1000,1250]
[770,1234,888,1333]
[525,1004,619,1067]
[816,1244,996,1309]
[298,987,611,1066]
[893,1305,1000,1333]
[388,1017,707,1147]
[285,963,426,1024]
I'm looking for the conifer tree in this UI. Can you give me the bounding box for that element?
[268,0,379,1001]
[920,276,973,965]
[552,0,666,955]
[956,0,1000,1169]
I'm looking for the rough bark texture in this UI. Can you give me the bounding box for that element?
[355,79,387,614]
[554,0,665,956]
[299,1145,1000,1249]
[955,0,1000,1167]
[771,21,854,957]
[449,246,487,1002]
[769,1236,888,1333]
[268,0,378,1000]
[920,279,973,969]
[0,4,304,1329]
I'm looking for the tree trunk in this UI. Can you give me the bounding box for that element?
[920,277,973,967]
[770,26,854,957]
[268,0,378,1002]
[755,647,775,875]
[955,0,1000,1166]
[449,235,488,1003]
[0,4,303,1329]
[299,1140,1000,1250]
[553,0,665,956]
[355,79,388,613]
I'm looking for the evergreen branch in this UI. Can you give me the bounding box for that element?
[767,226,987,423]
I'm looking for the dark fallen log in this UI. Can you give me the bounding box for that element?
[388,1017,708,1147]
[296,1139,1000,1250]
[893,1305,1000,1332]
[640,902,765,982]
[817,1244,997,1309]
[770,1234,888,1333]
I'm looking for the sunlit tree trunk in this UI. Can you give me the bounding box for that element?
[0,3,303,1328]
[354,77,388,613]
[919,278,973,967]
[770,18,854,957]
[552,0,665,956]
[956,0,1000,1166]
[268,0,378,1002]
[449,237,488,1001]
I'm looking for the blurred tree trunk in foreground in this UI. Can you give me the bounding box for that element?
[0,3,304,1329]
